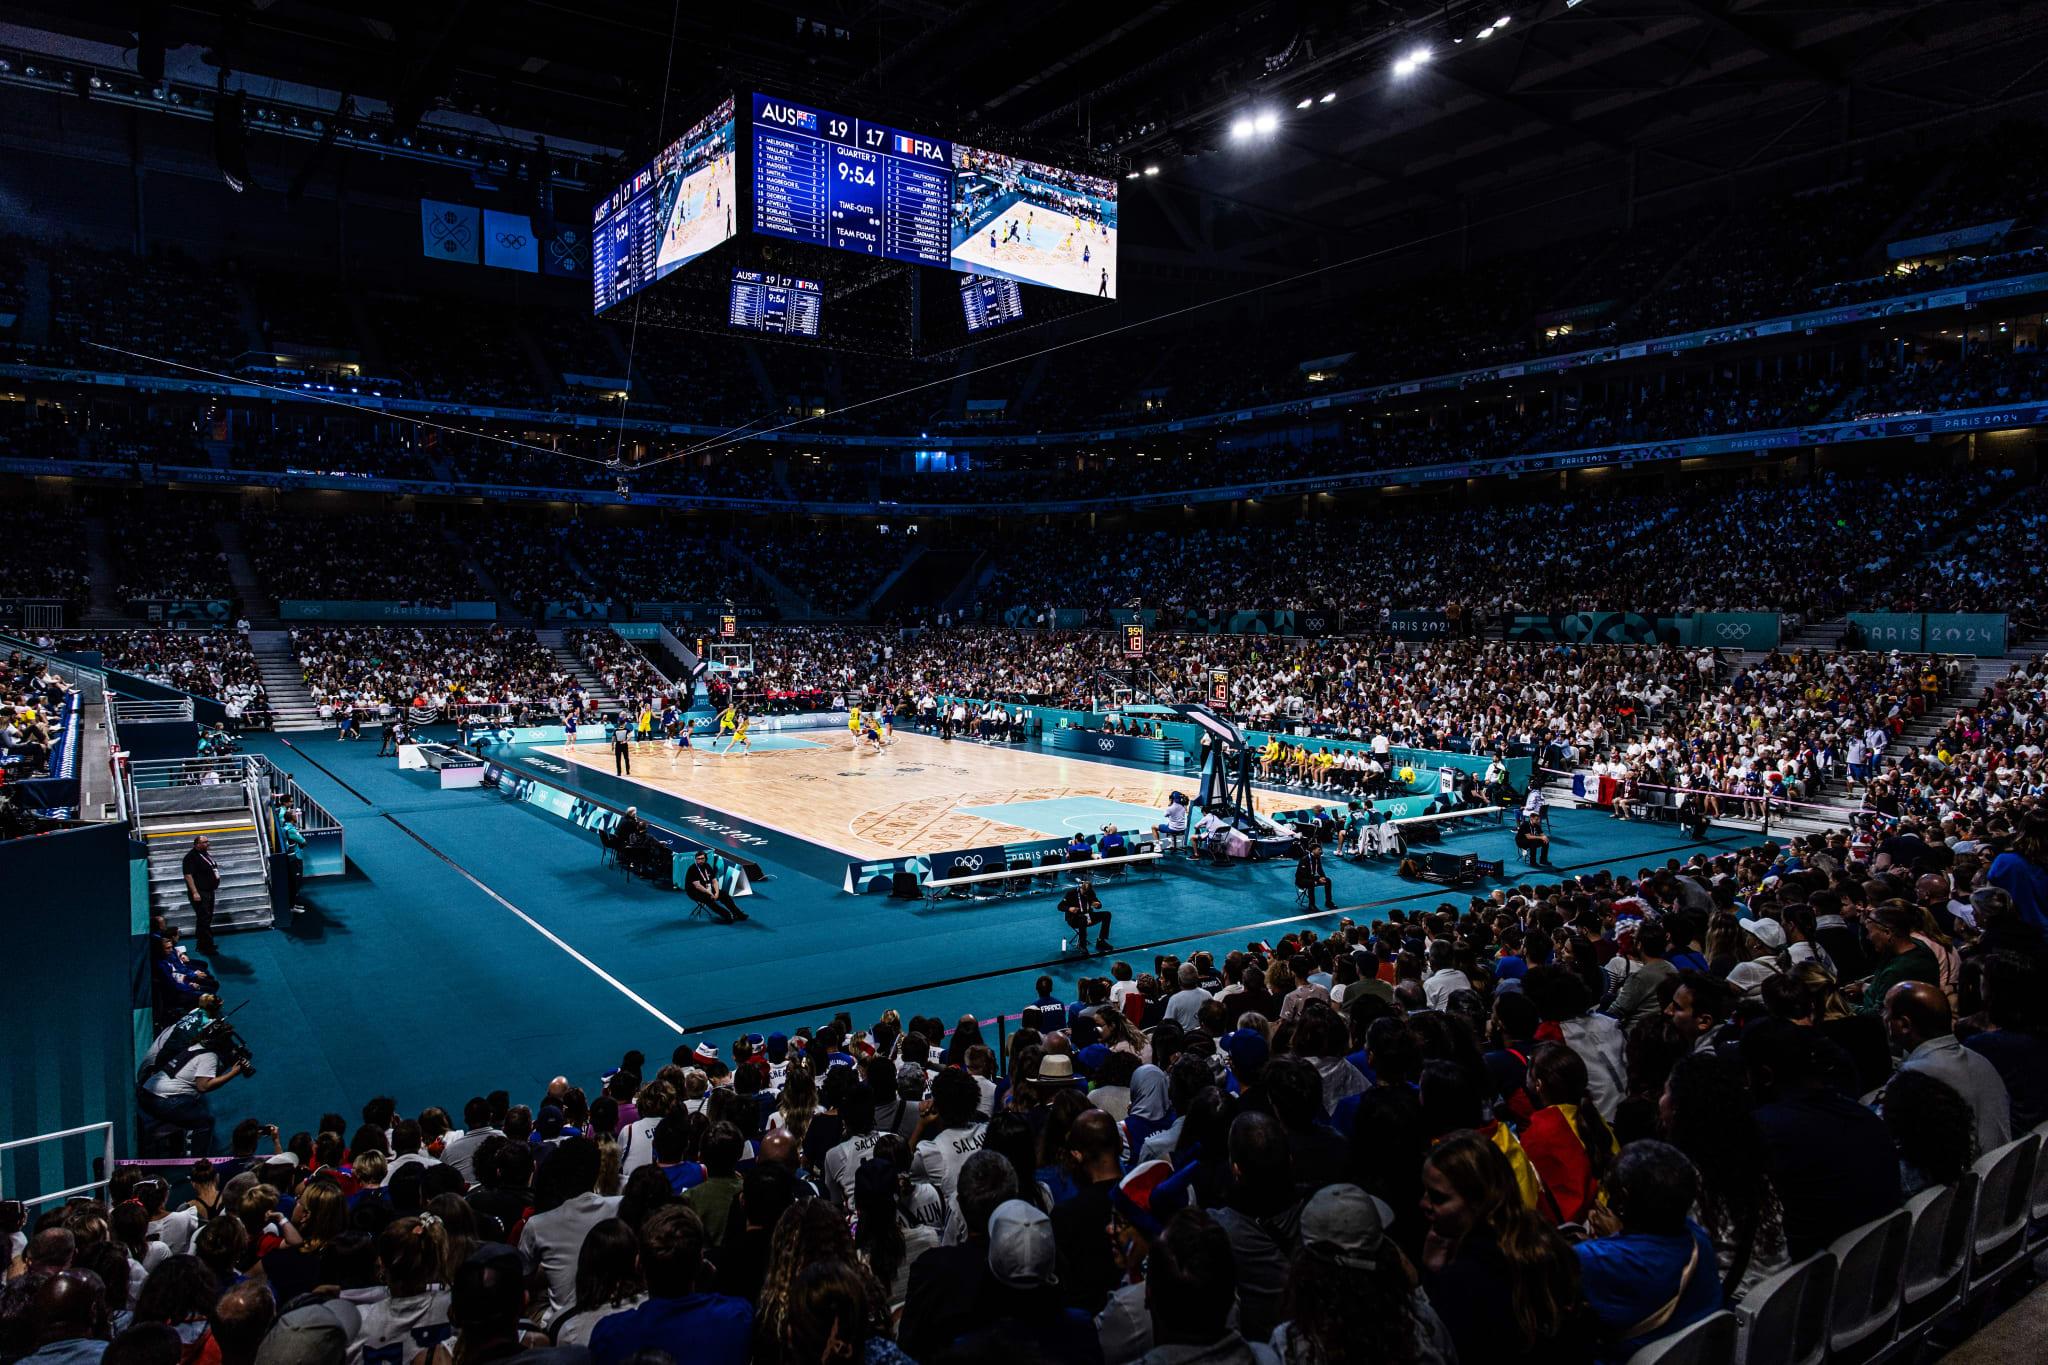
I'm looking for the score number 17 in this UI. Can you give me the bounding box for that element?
[826,118,887,150]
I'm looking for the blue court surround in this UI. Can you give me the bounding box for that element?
[203,726,1743,1128]
[954,795,1168,837]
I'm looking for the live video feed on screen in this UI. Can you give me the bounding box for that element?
[951,146,1117,300]
[591,95,738,312]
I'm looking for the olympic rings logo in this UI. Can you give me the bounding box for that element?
[953,854,986,871]
[496,233,529,248]
[1097,738,1116,751]
[1715,624,1753,640]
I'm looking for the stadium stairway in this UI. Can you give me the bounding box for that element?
[138,790,274,936]
[217,521,277,624]
[850,544,924,619]
[536,627,626,716]
[80,516,129,626]
[247,630,324,732]
[722,540,811,619]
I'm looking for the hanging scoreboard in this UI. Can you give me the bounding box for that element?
[749,92,952,267]
[1124,623,1147,658]
[1209,669,1230,706]
[729,270,823,336]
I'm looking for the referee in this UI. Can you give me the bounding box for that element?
[612,715,634,775]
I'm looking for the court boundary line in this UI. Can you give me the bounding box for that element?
[673,827,1741,1033]
[380,813,687,1035]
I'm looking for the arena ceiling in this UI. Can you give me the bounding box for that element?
[8,0,2048,271]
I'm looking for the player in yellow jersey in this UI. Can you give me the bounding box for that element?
[718,703,738,736]
[722,709,752,757]
[848,704,863,738]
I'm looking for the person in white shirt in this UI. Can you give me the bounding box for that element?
[616,1087,674,1176]
[438,1099,500,1183]
[1421,941,1473,1010]
[517,1138,621,1324]
[910,1069,987,1214]
[351,1216,454,1365]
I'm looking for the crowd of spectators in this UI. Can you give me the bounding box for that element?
[0,508,90,609]
[554,523,764,613]
[22,803,2046,1365]
[0,646,73,790]
[732,527,912,616]
[249,516,483,607]
[107,509,233,606]
[1886,482,2048,636]
[291,627,570,726]
[50,630,272,730]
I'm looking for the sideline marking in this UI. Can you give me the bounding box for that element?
[381,813,686,1035]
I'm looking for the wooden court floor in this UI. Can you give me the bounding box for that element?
[541,730,1302,858]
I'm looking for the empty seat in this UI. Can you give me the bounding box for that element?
[1964,1130,2041,1299]
[1898,1173,1976,1335]
[1826,1207,1911,1365]
[1735,1250,1833,1365]
[1624,1308,1738,1365]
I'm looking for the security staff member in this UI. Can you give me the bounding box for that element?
[684,851,749,924]
[182,834,221,948]
[1295,839,1336,910]
[1059,876,1113,953]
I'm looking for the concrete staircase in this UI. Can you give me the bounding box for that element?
[537,627,625,717]
[217,521,277,624]
[80,517,130,626]
[722,540,811,619]
[248,629,324,732]
[138,787,274,936]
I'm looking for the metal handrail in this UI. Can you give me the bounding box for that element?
[127,755,257,789]
[247,754,342,835]
[0,1121,116,1207]
[109,697,196,724]
[0,631,108,704]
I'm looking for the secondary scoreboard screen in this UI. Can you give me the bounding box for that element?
[592,96,737,313]
[960,275,1024,332]
[730,270,823,337]
[952,146,1117,299]
[749,92,952,267]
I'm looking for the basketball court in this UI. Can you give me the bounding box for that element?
[541,728,1300,858]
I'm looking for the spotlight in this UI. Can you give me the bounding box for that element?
[1496,15,1512,26]
[1125,169,1142,180]
[1252,110,1278,133]
[1319,91,1336,103]
[1143,164,1159,176]
[1229,116,1254,140]
[1393,46,1433,76]
[1295,97,1313,110]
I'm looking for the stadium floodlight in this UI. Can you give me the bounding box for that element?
[1125,169,1142,180]
[1229,115,1255,140]
[1295,96,1313,109]
[1496,15,1512,26]
[1393,46,1434,76]
[1320,91,1336,103]
[1252,110,1279,133]
[1143,164,1159,176]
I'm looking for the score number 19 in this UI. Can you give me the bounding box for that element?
[825,117,887,150]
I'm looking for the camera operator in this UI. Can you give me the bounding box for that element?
[137,997,248,1156]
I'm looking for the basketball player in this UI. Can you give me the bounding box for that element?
[718,702,739,739]
[848,703,863,740]
[857,718,886,755]
[722,709,752,757]
[880,710,894,745]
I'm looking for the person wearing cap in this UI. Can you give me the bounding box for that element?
[1270,1184,1455,1365]
[953,1199,1102,1364]
[1724,915,1789,996]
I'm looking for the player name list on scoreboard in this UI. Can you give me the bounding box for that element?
[730,271,822,336]
[750,93,951,267]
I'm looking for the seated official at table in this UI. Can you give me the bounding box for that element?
[684,850,749,924]
[1098,824,1128,857]
[1059,875,1113,952]
[1066,831,1094,863]
[1159,792,1191,848]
